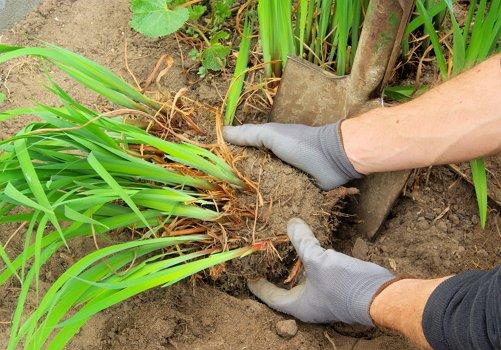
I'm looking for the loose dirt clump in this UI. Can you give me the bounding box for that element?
[215,147,357,293]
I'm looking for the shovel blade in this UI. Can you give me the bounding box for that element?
[270,57,349,125]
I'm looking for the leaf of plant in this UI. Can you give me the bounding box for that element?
[130,0,189,38]
[189,5,206,21]
[201,43,231,71]
[86,152,151,230]
[210,30,230,44]
[213,0,235,26]
[415,0,448,80]
[64,206,109,229]
[224,17,252,125]
[0,243,22,284]
[4,183,52,214]
[470,158,488,228]
[0,92,6,105]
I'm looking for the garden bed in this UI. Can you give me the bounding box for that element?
[0,0,499,349]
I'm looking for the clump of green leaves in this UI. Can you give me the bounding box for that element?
[189,30,232,76]
[257,0,366,78]
[0,44,251,349]
[211,0,236,27]
[130,0,238,76]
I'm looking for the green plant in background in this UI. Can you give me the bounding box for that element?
[211,0,236,27]
[188,30,232,77]
[130,0,237,76]
[224,16,252,125]
[0,44,252,349]
[401,0,448,57]
[383,85,428,101]
[258,0,296,77]
[257,0,367,78]
[415,0,500,228]
[130,0,201,37]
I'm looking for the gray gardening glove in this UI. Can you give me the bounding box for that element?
[223,122,362,190]
[248,218,395,326]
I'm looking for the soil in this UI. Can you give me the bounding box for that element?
[0,1,500,349]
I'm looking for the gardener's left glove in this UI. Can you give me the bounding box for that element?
[248,218,395,326]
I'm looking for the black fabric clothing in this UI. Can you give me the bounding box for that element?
[422,265,500,350]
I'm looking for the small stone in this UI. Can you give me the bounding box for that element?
[417,220,430,230]
[471,215,480,225]
[276,319,298,339]
[436,220,448,233]
[449,213,460,225]
[352,238,369,259]
[457,246,466,253]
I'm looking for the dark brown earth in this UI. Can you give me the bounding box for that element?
[1,1,500,349]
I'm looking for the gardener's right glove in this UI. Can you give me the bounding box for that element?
[223,121,362,190]
[248,218,395,326]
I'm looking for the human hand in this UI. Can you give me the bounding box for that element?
[223,122,362,190]
[248,218,395,326]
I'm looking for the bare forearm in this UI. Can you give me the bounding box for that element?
[370,277,449,349]
[342,54,501,175]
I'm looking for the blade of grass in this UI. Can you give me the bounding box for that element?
[443,0,465,76]
[415,0,448,79]
[463,0,477,39]
[336,0,349,75]
[257,0,273,77]
[470,158,488,228]
[224,16,252,125]
[465,0,487,67]
[13,138,66,246]
[297,0,308,57]
[87,152,150,230]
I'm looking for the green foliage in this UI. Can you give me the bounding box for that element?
[401,0,447,55]
[0,92,5,105]
[0,44,249,349]
[5,233,251,349]
[224,17,252,125]
[383,85,428,101]
[258,0,296,77]
[212,0,236,27]
[189,30,232,76]
[258,0,366,77]
[415,0,448,79]
[130,0,190,38]
[189,4,207,21]
[129,0,240,77]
